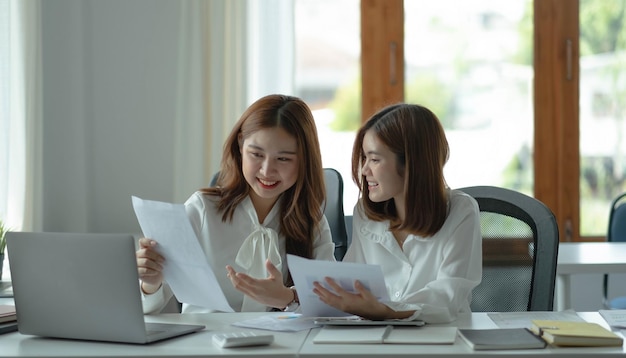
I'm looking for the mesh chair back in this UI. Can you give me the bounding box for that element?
[603,193,626,308]
[608,193,626,244]
[209,172,219,187]
[323,168,348,260]
[460,186,559,312]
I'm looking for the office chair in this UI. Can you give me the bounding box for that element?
[459,186,559,312]
[209,171,220,187]
[209,168,349,261]
[604,192,626,309]
[345,215,353,249]
[323,168,349,260]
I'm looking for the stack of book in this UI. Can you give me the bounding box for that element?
[459,319,623,350]
[458,328,547,350]
[0,304,17,334]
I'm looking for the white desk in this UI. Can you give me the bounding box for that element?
[556,242,626,310]
[299,312,625,357]
[0,311,624,357]
[0,312,308,358]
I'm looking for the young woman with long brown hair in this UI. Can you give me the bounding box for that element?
[313,103,482,323]
[137,94,335,313]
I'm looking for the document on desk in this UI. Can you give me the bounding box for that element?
[232,313,320,332]
[487,310,584,329]
[132,196,234,312]
[287,254,389,317]
[599,309,626,329]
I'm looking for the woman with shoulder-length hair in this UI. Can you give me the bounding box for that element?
[137,94,335,314]
[313,103,482,323]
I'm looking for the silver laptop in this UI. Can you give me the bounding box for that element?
[6,232,204,344]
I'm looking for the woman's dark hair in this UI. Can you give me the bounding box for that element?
[351,103,450,237]
[202,94,325,259]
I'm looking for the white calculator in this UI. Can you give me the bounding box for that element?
[212,331,274,348]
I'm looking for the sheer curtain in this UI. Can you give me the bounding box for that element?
[173,0,253,202]
[2,0,42,232]
[173,0,294,202]
[0,0,291,229]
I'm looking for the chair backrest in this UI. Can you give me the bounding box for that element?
[209,172,219,187]
[459,186,559,312]
[608,193,626,244]
[209,168,349,261]
[323,168,348,260]
[603,192,626,306]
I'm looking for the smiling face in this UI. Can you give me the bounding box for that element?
[361,129,406,217]
[241,127,299,211]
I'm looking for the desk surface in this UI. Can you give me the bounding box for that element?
[557,242,626,275]
[0,310,624,358]
[0,311,308,358]
[300,312,625,357]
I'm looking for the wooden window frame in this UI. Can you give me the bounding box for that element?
[361,0,592,242]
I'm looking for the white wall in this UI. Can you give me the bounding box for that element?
[41,0,190,234]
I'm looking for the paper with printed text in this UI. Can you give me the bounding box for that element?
[287,254,389,317]
[132,196,234,312]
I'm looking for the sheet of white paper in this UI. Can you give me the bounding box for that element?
[131,196,233,312]
[287,254,390,317]
[599,309,626,328]
[232,313,320,332]
[487,310,584,328]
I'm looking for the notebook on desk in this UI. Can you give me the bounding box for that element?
[6,231,205,344]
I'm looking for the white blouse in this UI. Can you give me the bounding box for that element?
[343,189,482,323]
[142,191,336,314]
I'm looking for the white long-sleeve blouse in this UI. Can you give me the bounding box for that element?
[142,191,336,314]
[343,189,482,323]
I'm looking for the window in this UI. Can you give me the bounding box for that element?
[289,0,620,242]
[294,0,533,215]
[404,0,533,193]
[294,0,360,213]
[579,0,626,237]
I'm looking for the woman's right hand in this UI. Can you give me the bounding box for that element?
[136,238,165,294]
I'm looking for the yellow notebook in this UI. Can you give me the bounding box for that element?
[529,320,623,347]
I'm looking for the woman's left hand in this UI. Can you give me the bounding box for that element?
[226,259,294,309]
[313,278,393,320]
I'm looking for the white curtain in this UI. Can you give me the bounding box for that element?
[247,0,295,101]
[1,0,294,228]
[172,0,252,202]
[5,0,42,231]
[204,0,250,185]
[172,0,211,202]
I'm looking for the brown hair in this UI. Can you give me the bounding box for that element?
[351,103,450,237]
[202,94,325,260]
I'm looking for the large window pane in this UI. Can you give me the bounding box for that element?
[579,0,626,237]
[404,1,533,194]
[294,0,360,213]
